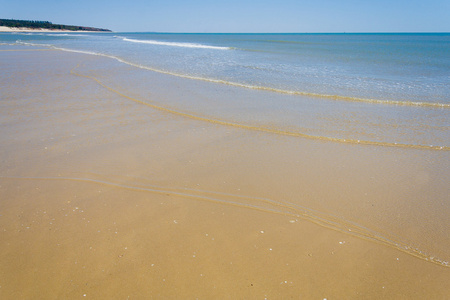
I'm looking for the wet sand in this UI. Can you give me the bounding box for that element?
[0,47,449,299]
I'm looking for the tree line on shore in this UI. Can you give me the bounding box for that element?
[0,19,111,31]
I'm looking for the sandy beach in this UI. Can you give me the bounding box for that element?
[0,26,103,33]
[0,45,449,299]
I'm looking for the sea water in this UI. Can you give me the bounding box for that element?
[2,32,449,149]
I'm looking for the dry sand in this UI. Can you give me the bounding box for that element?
[0,26,102,33]
[0,46,449,299]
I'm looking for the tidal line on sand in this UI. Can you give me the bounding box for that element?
[70,63,449,151]
[1,175,448,268]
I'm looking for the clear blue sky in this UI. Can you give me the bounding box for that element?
[1,0,449,33]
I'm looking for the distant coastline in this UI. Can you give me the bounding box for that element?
[0,19,111,32]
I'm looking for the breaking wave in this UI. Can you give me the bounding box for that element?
[121,37,232,50]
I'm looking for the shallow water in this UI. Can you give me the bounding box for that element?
[2,32,449,149]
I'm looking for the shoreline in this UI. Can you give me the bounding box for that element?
[0,26,110,33]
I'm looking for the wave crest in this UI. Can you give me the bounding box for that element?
[121,37,231,50]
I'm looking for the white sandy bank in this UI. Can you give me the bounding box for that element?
[0,26,99,33]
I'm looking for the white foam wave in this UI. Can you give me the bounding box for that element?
[121,37,231,50]
[16,41,55,48]
[14,32,40,36]
[44,33,88,37]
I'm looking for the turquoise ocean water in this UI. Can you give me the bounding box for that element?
[1,32,449,149]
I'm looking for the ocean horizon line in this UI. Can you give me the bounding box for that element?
[3,30,448,35]
[112,31,450,35]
